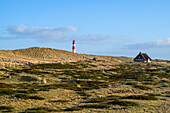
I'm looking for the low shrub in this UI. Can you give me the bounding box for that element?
[40,80,108,92]
[0,88,38,96]
[9,72,17,76]
[64,107,82,111]
[157,73,170,79]
[0,69,8,71]
[38,88,50,91]
[77,90,91,97]
[15,94,30,99]
[40,83,80,91]
[75,80,108,90]
[13,69,49,75]
[25,107,59,112]
[145,93,161,96]
[17,89,38,94]
[30,63,79,69]
[63,104,111,111]
[162,91,170,94]
[108,100,139,106]
[165,94,170,97]
[126,82,137,85]
[161,84,169,87]
[123,95,158,100]
[78,63,89,68]
[79,104,110,108]
[0,88,16,96]
[15,94,45,100]
[0,83,15,88]
[133,84,152,90]
[50,100,70,103]
[29,95,45,100]
[112,107,127,110]
[0,106,14,112]
[16,83,40,89]
[0,77,5,80]
[20,76,39,82]
[112,90,129,93]
[86,95,120,103]
[61,70,75,76]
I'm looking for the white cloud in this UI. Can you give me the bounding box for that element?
[155,38,170,46]
[8,25,78,33]
[125,38,170,49]
[7,25,78,40]
[0,25,125,43]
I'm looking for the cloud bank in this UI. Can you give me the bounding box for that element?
[0,25,122,42]
[125,38,170,49]
[5,25,78,41]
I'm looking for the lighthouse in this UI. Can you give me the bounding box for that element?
[72,40,76,53]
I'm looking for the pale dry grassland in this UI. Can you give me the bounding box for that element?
[0,47,169,113]
[0,47,130,69]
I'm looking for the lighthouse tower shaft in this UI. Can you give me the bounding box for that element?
[72,40,76,53]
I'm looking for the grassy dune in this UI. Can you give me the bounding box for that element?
[0,47,169,112]
[0,47,132,68]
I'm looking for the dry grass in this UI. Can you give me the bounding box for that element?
[0,47,132,68]
[0,47,169,112]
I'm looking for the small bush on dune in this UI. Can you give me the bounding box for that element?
[25,107,59,112]
[86,95,120,103]
[17,89,38,94]
[0,69,8,71]
[108,100,139,106]
[64,107,82,111]
[162,91,170,94]
[145,93,161,96]
[15,94,30,99]
[29,95,45,100]
[50,100,70,103]
[17,83,40,89]
[61,70,75,76]
[77,90,91,97]
[64,104,110,111]
[75,81,108,90]
[0,106,14,112]
[157,73,170,79]
[38,88,50,91]
[20,76,39,82]
[165,94,170,97]
[133,84,152,90]
[126,82,152,90]
[13,69,49,75]
[126,82,137,85]
[40,83,80,91]
[122,95,158,100]
[0,88,37,96]
[0,83,15,88]
[15,94,45,100]
[40,81,108,92]
[0,88,16,96]
[30,63,79,69]
[79,104,110,108]
[112,90,129,93]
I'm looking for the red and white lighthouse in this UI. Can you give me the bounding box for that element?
[72,40,76,53]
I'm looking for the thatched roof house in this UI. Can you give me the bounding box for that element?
[134,52,152,62]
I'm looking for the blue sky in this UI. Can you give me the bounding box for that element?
[0,0,170,60]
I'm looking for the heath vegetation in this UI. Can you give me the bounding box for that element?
[0,47,169,112]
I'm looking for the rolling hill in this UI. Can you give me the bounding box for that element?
[0,47,132,68]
